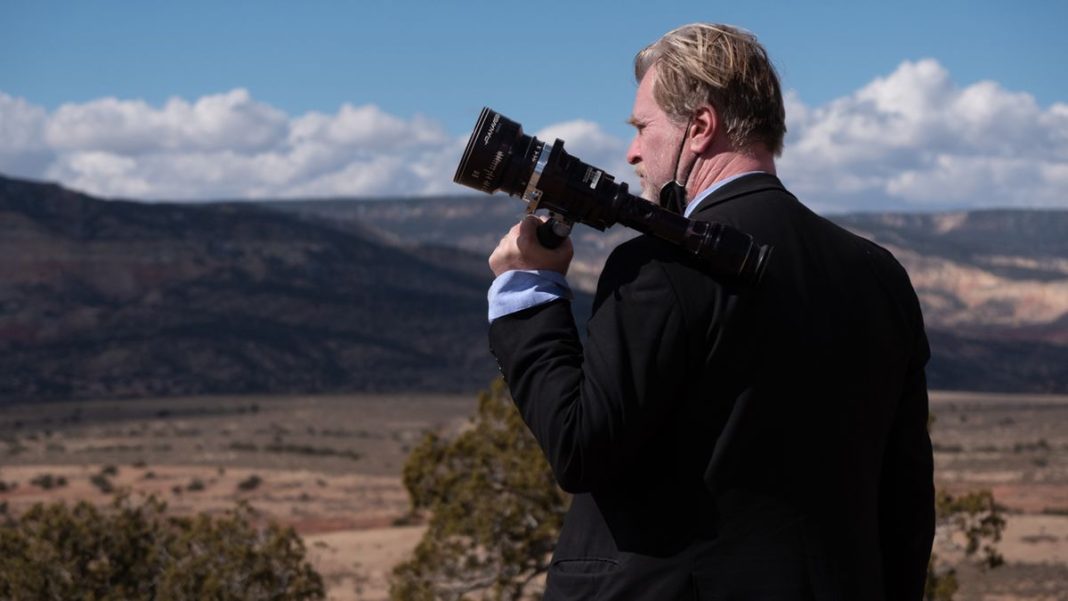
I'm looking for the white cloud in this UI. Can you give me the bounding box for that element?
[0,89,466,200]
[779,59,1068,211]
[536,120,637,191]
[0,92,54,176]
[45,89,289,155]
[0,61,1064,209]
[290,104,448,151]
[0,90,633,202]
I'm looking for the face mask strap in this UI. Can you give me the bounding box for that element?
[658,115,694,214]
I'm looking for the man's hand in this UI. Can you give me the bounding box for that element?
[489,215,574,277]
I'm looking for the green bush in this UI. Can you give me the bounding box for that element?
[390,378,569,601]
[925,411,1006,601]
[0,494,324,600]
[30,473,68,490]
[263,442,362,461]
[90,473,115,494]
[238,474,264,491]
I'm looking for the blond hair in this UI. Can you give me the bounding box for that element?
[635,23,786,156]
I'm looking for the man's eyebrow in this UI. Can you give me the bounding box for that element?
[626,116,644,128]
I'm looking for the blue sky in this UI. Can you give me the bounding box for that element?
[2,0,1067,211]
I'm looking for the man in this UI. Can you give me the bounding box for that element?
[487,23,934,600]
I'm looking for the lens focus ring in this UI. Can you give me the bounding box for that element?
[522,140,554,208]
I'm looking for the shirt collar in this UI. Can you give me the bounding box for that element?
[683,171,767,218]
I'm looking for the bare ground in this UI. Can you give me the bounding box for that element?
[0,390,1065,600]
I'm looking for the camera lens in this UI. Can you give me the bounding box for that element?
[453,107,540,196]
[453,107,773,285]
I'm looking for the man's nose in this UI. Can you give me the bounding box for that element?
[626,137,641,165]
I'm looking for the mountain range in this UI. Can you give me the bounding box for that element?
[2,173,1065,401]
[0,175,500,401]
[268,194,1068,394]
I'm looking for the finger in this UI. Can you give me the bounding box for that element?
[493,231,510,252]
[519,215,541,239]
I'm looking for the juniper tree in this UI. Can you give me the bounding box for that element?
[391,378,570,601]
[0,493,324,600]
[924,412,1005,601]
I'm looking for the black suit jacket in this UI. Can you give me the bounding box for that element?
[489,174,935,600]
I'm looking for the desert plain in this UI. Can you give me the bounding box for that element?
[1,390,1066,601]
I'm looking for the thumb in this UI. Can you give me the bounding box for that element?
[519,214,544,237]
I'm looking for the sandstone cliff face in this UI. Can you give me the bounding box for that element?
[837,211,1068,343]
[888,246,1068,340]
[829,211,1068,393]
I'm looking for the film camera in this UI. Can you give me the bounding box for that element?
[453,108,771,285]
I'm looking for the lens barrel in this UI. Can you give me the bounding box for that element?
[454,107,773,285]
[454,108,539,196]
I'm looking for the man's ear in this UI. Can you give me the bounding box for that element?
[688,105,718,154]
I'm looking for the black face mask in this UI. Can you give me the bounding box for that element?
[658,180,687,215]
[658,116,694,215]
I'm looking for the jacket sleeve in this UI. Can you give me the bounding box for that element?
[488,242,689,493]
[878,317,936,600]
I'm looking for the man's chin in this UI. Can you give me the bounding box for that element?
[638,182,660,203]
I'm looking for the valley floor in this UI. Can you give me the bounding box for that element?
[1,390,1066,600]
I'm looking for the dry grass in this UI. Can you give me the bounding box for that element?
[1,390,1066,600]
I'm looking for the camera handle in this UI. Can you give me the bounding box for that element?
[535,213,572,249]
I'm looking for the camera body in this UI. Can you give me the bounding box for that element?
[454,107,771,285]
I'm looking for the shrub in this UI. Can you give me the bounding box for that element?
[390,378,569,601]
[30,474,68,490]
[925,412,1007,601]
[90,473,114,494]
[238,475,264,492]
[5,440,27,456]
[925,489,1006,600]
[0,494,324,600]
[262,442,361,461]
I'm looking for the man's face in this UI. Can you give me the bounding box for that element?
[627,66,686,202]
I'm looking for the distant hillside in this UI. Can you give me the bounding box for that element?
[261,195,638,293]
[265,195,1068,394]
[2,174,1065,400]
[0,175,503,401]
